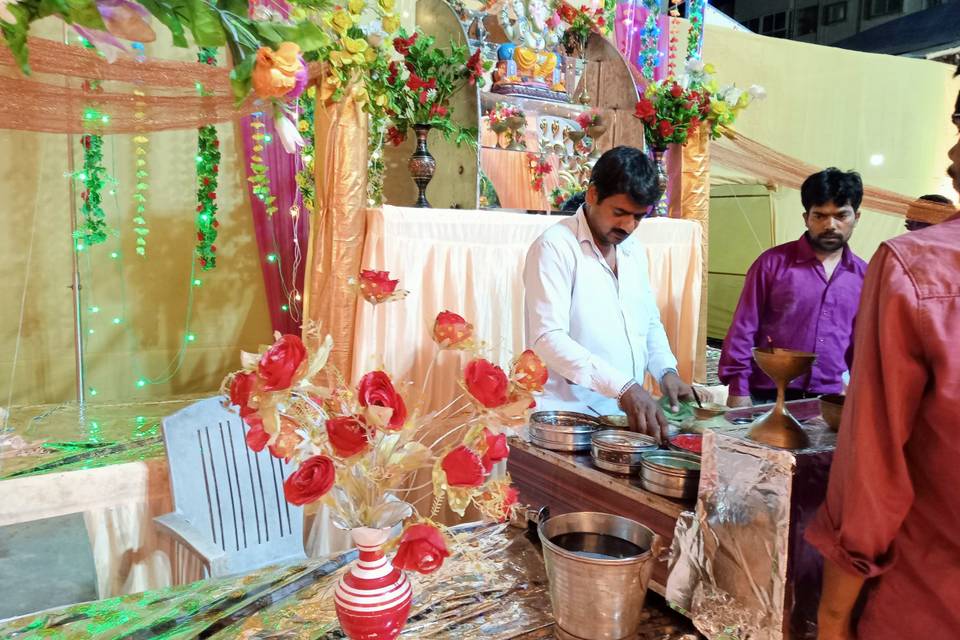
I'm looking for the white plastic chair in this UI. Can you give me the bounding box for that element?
[154,397,306,577]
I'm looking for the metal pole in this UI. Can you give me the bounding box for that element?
[63,23,85,410]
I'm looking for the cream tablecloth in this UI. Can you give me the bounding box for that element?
[352,206,703,411]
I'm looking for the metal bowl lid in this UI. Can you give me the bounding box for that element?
[641,450,701,474]
[530,411,599,433]
[592,430,658,452]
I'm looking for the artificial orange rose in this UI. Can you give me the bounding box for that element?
[251,43,304,99]
[392,523,450,574]
[464,358,510,408]
[433,311,473,348]
[326,415,370,458]
[442,445,486,487]
[269,416,302,461]
[357,370,408,429]
[513,349,548,392]
[283,455,335,505]
[257,334,307,391]
[480,428,509,472]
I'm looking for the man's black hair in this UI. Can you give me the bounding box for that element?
[561,191,586,212]
[800,168,863,212]
[590,146,661,206]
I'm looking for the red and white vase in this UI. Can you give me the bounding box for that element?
[334,527,412,640]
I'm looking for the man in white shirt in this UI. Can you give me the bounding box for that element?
[523,146,694,442]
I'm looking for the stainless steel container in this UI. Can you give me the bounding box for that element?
[529,411,599,452]
[639,450,701,500]
[539,512,661,640]
[591,430,658,475]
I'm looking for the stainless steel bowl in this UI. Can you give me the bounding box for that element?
[529,411,599,452]
[639,451,701,500]
[591,430,658,475]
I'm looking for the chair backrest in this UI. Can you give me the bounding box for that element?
[161,397,305,575]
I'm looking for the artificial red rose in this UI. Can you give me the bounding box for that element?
[596,15,605,27]
[392,523,450,574]
[230,371,258,416]
[407,74,436,92]
[466,48,484,85]
[658,119,675,138]
[481,428,509,472]
[393,32,418,56]
[500,486,519,521]
[634,98,656,123]
[428,103,448,118]
[245,422,269,452]
[358,269,399,303]
[442,445,486,487]
[689,116,701,132]
[257,334,307,391]
[464,359,510,408]
[326,415,370,457]
[357,370,408,429]
[269,417,302,461]
[283,455,335,505]
[433,311,473,348]
[670,84,683,98]
[513,349,548,392]
[386,126,406,146]
[387,61,401,85]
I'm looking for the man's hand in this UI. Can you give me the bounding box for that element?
[619,383,669,443]
[660,371,694,412]
[727,395,753,408]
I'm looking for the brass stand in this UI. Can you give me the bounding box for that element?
[747,348,817,449]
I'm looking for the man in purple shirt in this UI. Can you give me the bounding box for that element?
[719,169,868,407]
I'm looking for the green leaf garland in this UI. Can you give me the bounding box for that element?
[195,47,221,270]
[248,113,278,216]
[296,89,316,214]
[75,133,109,248]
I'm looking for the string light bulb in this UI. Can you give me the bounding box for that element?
[186,333,196,342]
[136,378,147,388]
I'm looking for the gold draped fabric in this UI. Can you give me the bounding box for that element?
[303,87,369,383]
[714,131,956,224]
[666,127,710,383]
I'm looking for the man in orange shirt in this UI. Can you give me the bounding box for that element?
[805,77,960,638]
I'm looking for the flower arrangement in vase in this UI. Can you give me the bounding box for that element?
[487,102,527,150]
[556,2,606,57]
[633,60,764,209]
[384,29,489,207]
[222,269,547,640]
[576,109,606,159]
[527,152,554,193]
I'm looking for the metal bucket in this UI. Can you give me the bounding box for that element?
[538,512,661,640]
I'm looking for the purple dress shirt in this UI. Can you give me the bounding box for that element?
[718,234,867,397]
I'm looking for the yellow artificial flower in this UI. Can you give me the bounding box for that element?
[365,46,378,63]
[374,93,388,107]
[331,10,353,34]
[343,35,368,54]
[348,0,365,14]
[737,92,751,107]
[329,49,352,67]
[379,0,395,12]
[352,84,369,104]
[710,100,729,117]
[382,13,399,33]
[703,63,716,75]
[306,85,316,99]
[298,119,309,132]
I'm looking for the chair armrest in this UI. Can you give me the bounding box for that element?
[154,512,226,566]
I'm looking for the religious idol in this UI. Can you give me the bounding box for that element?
[490,0,567,101]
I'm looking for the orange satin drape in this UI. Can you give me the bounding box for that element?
[666,127,710,383]
[303,89,369,383]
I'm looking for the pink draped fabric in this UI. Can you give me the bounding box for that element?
[240,113,308,336]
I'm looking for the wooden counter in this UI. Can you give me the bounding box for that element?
[508,439,691,594]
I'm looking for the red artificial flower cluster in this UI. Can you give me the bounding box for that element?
[440,427,510,488]
[466,49,484,85]
[393,32,418,56]
[432,310,473,348]
[386,126,406,146]
[526,153,554,193]
[358,269,400,303]
[230,334,309,454]
[357,370,408,430]
[392,523,450,575]
[634,80,712,149]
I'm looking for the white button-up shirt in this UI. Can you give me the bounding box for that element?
[523,208,678,414]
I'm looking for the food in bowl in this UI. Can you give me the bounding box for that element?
[669,433,703,455]
[692,402,728,421]
[599,414,629,429]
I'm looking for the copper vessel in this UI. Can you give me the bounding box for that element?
[747,347,817,449]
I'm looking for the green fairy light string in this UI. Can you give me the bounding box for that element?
[76,132,109,248]
[296,87,316,214]
[249,112,279,216]
[196,47,221,270]
[685,0,705,61]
